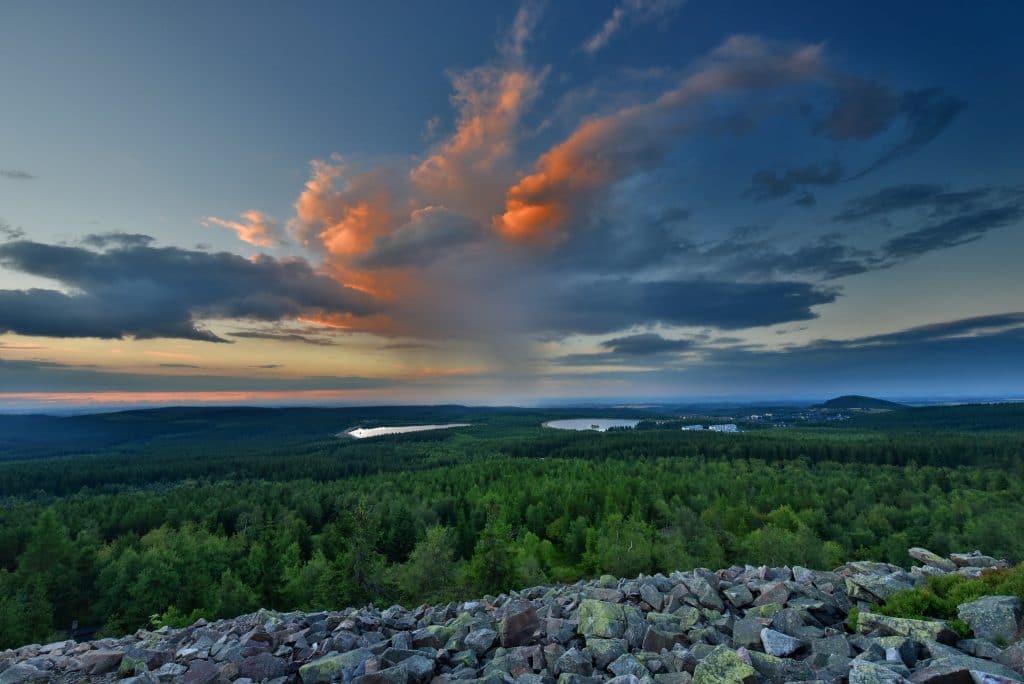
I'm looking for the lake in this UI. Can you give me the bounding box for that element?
[543,418,641,432]
[341,423,471,439]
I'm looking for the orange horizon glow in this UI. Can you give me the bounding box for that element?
[0,389,389,407]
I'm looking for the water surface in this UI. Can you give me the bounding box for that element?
[543,418,641,432]
[342,423,471,439]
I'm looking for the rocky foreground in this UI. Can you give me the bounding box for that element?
[3,549,1022,684]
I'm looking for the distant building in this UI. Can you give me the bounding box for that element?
[708,423,739,433]
[681,424,705,431]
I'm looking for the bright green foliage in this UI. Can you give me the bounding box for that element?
[877,564,1024,637]
[388,526,464,604]
[583,514,657,578]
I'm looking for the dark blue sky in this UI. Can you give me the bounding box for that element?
[0,0,1022,408]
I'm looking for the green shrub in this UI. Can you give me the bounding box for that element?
[846,606,860,632]
[877,564,1024,628]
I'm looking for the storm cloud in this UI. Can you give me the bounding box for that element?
[534,278,836,336]
[0,239,378,342]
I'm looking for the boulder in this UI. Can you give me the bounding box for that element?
[723,585,753,609]
[759,628,805,657]
[238,652,287,680]
[500,600,539,647]
[950,552,1003,569]
[578,600,627,639]
[958,596,1022,644]
[608,654,650,678]
[585,638,628,670]
[556,647,594,676]
[847,574,916,602]
[182,660,220,684]
[300,648,374,683]
[730,617,764,650]
[692,646,756,684]
[850,659,911,684]
[80,649,124,675]
[754,582,790,607]
[465,628,498,655]
[687,577,723,611]
[909,548,958,573]
[0,665,48,684]
[858,612,959,644]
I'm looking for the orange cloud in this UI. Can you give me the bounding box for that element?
[205,210,283,247]
[412,67,544,220]
[291,159,401,259]
[494,36,825,242]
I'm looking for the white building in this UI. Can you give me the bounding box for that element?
[708,423,739,433]
[681,424,705,431]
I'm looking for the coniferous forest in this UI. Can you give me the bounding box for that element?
[0,403,1022,649]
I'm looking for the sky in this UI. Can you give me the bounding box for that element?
[1,0,1022,409]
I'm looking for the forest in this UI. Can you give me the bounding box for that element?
[0,403,1022,649]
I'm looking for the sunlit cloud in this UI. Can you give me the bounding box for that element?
[204,210,286,247]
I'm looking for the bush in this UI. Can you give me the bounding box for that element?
[877,564,1024,631]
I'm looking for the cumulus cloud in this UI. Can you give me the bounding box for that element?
[582,0,687,55]
[81,232,155,249]
[494,35,827,242]
[205,210,286,247]
[0,239,377,342]
[355,207,479,269]
[410,66,544,221]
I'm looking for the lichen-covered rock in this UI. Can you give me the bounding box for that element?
[910,654,1023,683]
[731,617,764,650]
[857,612,959,644]
[692,646,756,684]
[556,647,594,676]
[579,600,627,639]
[951,552,1005,569]
[849,659,911,684]
[608,653,650,679]
[909,548,958,573]
[465,627,498,655]
[958,596,1022,643]
[586,638,629,670]
[300,648,374,683]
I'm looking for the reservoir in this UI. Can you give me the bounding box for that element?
[543,418,641,432]
[342,423,471,439]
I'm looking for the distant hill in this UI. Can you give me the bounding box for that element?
[846,402,1024,432]
[815,395,906,410]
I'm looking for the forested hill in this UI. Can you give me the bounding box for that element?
[843,401,1024,431]
[0,405,654,459]
[814,395,906,410]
